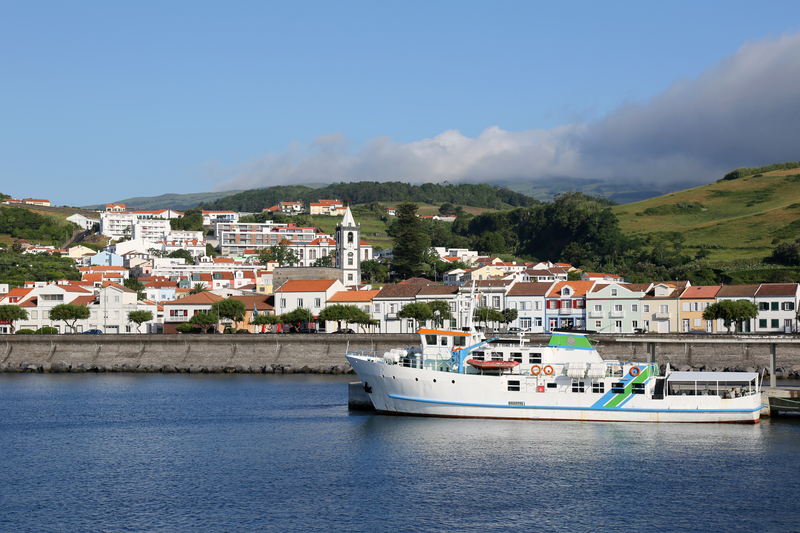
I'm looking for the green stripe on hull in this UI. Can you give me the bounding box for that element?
[603,366,651,408]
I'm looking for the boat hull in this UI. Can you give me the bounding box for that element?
[347,355,761,424]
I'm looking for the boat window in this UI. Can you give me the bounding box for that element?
[472,351,485,361]
[490,352,503,361]
[547,382,557,389]
[425,335,437,345]
[529,352,542,364]
[510,352,522,363]
[453,336,467,347]
[507,380,520,392]
[440,336,448,346]
[611,382,626,393]
[571,380,585,393]
[632,383,646,394]
[592,382,605,394]
[668,381,754,398]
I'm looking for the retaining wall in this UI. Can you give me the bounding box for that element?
[2,333,800,375]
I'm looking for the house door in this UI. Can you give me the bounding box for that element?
[785,319,793,333]
[614,320,622,333]
[682,319,690,332]
[706,320,713,333]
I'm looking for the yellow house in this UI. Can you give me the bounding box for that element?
[679,285,721,333]
[464,265,504,282]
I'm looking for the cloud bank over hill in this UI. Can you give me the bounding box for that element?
[212,32,800,192]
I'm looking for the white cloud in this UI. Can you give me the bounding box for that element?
[212,32,800,192]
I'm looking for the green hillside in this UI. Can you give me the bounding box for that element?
[82,190,248,211]
[612,168,800,262]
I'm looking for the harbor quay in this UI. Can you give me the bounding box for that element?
[2,333,800,378]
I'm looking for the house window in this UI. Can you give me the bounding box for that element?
[693,318,701,327]
[659,305,668,314]
[534,318,542,327]
[280,298,286,308]
[771,302,779,311]
[314,298,321,308]
[347,232,354,244]
[374,304,381,313]
[389,304,396,314]
[759,319,767,328]
[562,300,572,309]
[614,304,622,312]
[534,301,540,310]
[772,319,779,328]
[348,274,354,281]
[594,305,602,312]
[784,302,795,311]
[632,304,638,312]
[563,287,571,296]
[595,321,602,329]
[759,302,769,311]
[611,289,617,296]
[347,252,354,266]
[520,318,531,329]
[449,302,456,312]
[643,305,650,313]
[492,296,500,309]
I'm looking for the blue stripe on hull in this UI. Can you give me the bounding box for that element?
[387,393,762,414]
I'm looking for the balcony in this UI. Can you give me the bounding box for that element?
[654,312,671,320]
[609,310,624,318]
[588,311,604,318]
[558,308,581,315]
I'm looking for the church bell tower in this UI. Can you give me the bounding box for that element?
[336,206,361,287]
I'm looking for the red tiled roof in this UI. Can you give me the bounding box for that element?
[276,280,338,293]
[328,290,381,303]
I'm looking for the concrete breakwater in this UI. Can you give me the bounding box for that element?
[2,333,800,377]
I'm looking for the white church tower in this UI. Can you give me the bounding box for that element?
[336,206,361,286]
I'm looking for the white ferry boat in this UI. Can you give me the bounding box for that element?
[345,326,762,423]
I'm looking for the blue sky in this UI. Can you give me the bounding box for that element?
[2,1,800,207]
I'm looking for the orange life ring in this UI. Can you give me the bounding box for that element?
[630,367,640,377]
[543,365,554,375]
[531,365,542,375]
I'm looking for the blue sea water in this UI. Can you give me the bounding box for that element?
[1,373,799,533]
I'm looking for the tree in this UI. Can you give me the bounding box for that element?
[702,300,759,334]
[189,311,219,333]
[426,300,452,328]
[360,259,388,283]
[312,254,333,267]
[128,310,154,333]
[398,302,433,330]
[319,304,358,331]
[258,240,300,267]
[252,313,280,333]
[0,305,28,334]
[217,299,247,330]
[49,303,90,333]
[124,277,146,301]
[167,249,194,264]
[176,322,197,334]
[190,283,207,294]
[473,307,505,329]
[501,308,518,325]
[392,201,429,279]
[280,308,315,332]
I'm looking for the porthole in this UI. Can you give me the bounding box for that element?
[452,380,455,384]
[415,378,418,381]
[392,376,396,379]
[433,379,437,383]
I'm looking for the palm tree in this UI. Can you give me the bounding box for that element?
[190,283,207,295]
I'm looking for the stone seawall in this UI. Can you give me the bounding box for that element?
[0,334,415,374]
[2,333,800,377]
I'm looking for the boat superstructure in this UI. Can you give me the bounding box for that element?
[346,327,762,423]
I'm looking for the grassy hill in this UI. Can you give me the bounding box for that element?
[612,169,800,262]
[82,190,248,211]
